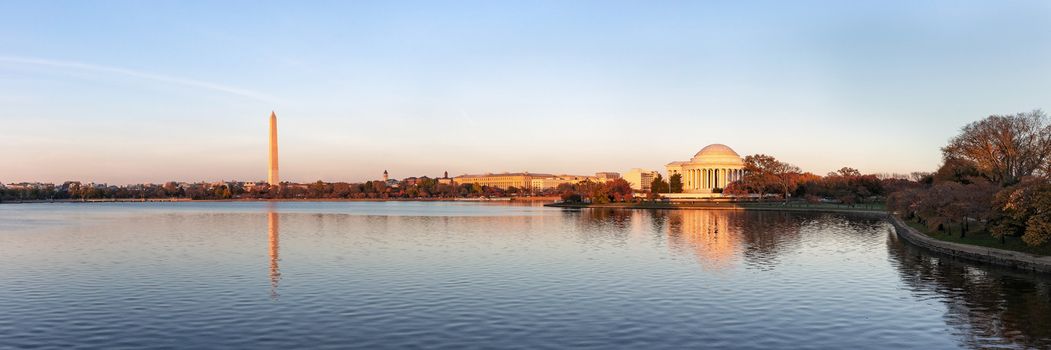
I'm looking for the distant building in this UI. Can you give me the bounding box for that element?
[453,172,607,191]
[595,172,621,181]
[59,181,81,192]
[665,144,744,193]
[438,171,454,185]
[243,182,265,192]
[623,168,659,191]
[529,174,596,191]
[455,172,550,189]
[382,170,389,182]
[403,177,419,186]
[5,182,55,191]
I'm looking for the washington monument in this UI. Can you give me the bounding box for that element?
[268,111,279,186]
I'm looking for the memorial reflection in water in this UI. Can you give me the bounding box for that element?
[2,202,1049,349]
[666,210,741,271]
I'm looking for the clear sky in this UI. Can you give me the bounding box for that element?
[2,1,1049,184]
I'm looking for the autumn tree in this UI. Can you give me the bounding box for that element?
[608,178,634,202]
[942,110,1051,186]
[933,157,982,184]
[990,178,1051,246]
[741,154,800,202]
[309,180,330,198]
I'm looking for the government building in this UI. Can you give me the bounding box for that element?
[453,172,603,191]
[666,144,745,193]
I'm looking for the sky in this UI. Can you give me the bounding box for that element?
[1,1,1050,184]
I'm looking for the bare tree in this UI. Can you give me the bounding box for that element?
[943,110,1051,186]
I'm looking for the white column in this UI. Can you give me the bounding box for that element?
[686,169,691,190]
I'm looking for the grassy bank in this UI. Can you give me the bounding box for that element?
[902,217,1051,256]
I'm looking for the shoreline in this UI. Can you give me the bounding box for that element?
[888,215,1051,273]
[548,201,1051,272]
[0,197,560,204]
[7,199,1050,272]
[543,202,888,215]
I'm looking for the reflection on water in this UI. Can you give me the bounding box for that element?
[268,210,281,300]
[0,202,1049,349]
[666,210,741,271]
[887,234,1051,349]
[579,209,806,272]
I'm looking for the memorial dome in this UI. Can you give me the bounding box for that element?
[690,144,743,164]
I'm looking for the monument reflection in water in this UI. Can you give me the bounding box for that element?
[267,208,281,299]
[0,202,1050,349]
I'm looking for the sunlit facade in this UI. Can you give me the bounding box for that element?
[455,172,599,190]
[268,111,280,186]
[623,168,658,191]
[666,144,745,193]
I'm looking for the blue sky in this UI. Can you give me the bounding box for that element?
[1,1,1049,184]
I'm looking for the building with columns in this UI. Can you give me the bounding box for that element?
[666,144,745,193]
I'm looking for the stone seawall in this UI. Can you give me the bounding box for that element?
[889,215,1051,274]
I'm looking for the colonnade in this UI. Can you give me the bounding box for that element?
[682,168,743,191]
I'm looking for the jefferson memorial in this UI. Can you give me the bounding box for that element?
[666,144,745,193]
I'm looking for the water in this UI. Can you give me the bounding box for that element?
[0,202,1049,349]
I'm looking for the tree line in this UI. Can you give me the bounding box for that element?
[559,109,1051,249]
[1,176,574,201]
[888,110,1051,247]
[643,158,891,206]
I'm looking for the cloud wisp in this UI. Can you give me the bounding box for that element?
[0,55,276,102]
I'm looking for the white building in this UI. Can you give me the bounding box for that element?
[623,168,659,191]
[530,174,599,191]
[665,144,745,193]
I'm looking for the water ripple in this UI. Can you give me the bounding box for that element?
[0,203,1049,349]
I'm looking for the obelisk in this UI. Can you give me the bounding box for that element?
[268,111,279,186]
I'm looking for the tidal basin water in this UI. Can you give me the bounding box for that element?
[1,202,1050,349]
